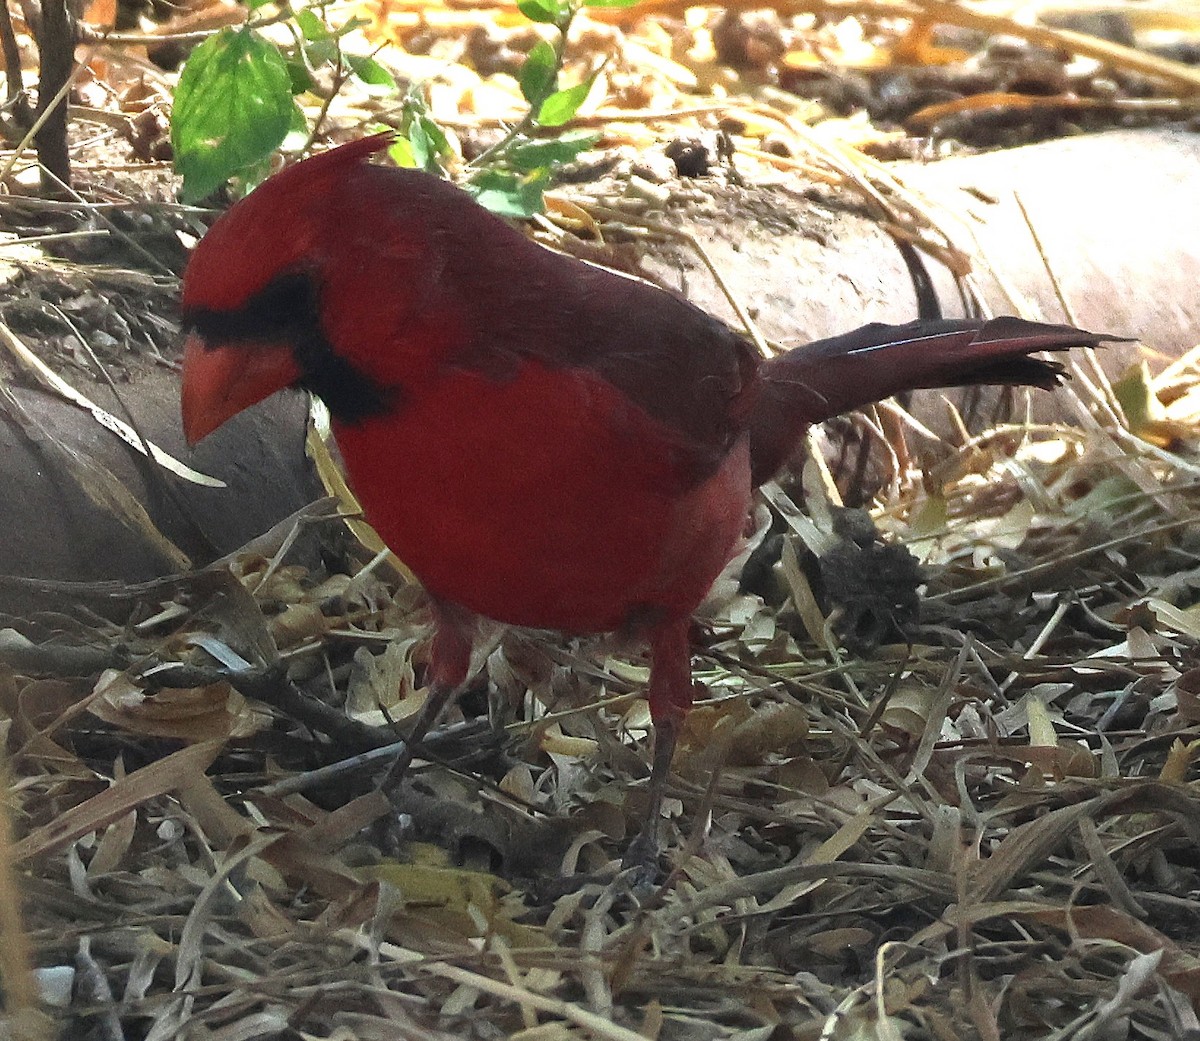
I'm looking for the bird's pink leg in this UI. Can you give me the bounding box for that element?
[625,617,694,866]
[380,600,476,794]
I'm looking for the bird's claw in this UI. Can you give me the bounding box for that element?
[619,826,666,893]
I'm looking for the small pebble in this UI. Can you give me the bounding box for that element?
[36,965,75,1008]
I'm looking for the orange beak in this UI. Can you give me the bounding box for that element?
[181,335,303,445]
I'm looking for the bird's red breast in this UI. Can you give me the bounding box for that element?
[332,359,753,631]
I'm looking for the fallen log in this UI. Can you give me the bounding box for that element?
[0,128,1194,601]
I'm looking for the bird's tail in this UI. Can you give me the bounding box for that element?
[749,317,1116,486]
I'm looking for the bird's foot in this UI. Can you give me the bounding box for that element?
[619,824,666,893]
[621,827,659,871]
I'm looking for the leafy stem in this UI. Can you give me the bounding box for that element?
[170,0,627,212]
[465,2,579,172]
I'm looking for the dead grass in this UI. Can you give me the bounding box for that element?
[0,1,1199,1038]
[3,331,1200,1039]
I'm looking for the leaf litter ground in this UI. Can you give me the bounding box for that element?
[2,1,1200,1039]
[11,368,1200,1040]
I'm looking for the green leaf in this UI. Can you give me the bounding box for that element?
[467,168,549,218]
[334,15,370,36]
[517,0,563,23]
[417,114,449,156]
[400,116,448,174]
[245,0,272,10]
[395,85,451,173]
[294,8,326,40]
[237,155,274,194]
[389,137,418,168]
[536,75,594,127]
[171,27,295,202]
[304,37,337,67]
[200,97,304,194]
[407,117,433,170]
[506,130,598,170]
[518,40,556,104]
[346,54,397,90]
[287,100,308,137]
[401,84,432,119]
[285,55,314,94]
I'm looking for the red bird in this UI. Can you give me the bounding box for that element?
[180,135,1107,849]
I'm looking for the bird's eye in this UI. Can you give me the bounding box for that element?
[251,273,320,330]
[183,270,321,344]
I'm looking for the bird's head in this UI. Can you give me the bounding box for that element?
[179,134,400,445]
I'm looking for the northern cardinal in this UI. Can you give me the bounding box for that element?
[180,135,1108,851]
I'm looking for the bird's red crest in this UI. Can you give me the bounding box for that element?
[279,133,395,180]
[181,134,396,314]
